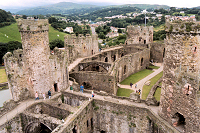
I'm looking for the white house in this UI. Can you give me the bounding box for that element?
[63,27,73,33]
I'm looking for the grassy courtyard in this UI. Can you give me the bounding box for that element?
[0,67,7,83]
[120,69,153,85]
[117,88,134,97]
[142,71,163,100]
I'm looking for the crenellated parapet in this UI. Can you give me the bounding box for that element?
[165,21,200,33]
[17,19,49,32]
[65,34,99,63]
[126,25,153,45]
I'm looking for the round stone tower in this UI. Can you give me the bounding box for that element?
[159,21,200,132]
[17,19,51,98]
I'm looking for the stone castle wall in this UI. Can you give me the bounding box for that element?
[159,21,200,132]
[150,42,165,63]
[3,19,68,101]
[126,26,153,45]
[65,34,99,63]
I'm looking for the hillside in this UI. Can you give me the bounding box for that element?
[15,2,170,16]
[114,4,170,10]
[0,23,67,43]
[16,2,101,15]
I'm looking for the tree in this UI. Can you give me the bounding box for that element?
[48,17,58,24]
[49,39,64,50]
[22,15,27,19]
[0,41,22,65]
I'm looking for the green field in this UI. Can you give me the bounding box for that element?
[0,23,21,43]
[0,23,67,43]
[117,88,134,97]
[0,67,7,83]
[120,69,153,85]
[142,71,163,100]
[154,87,161,101]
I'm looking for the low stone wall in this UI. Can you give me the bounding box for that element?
[69,71,116,94]
[146,78,162,106]
[0,82,8,87]
[0,99,18,118]
[150,43,165,63]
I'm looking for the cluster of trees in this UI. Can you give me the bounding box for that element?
[49,39,64,50]
[95,25,111,39]
[107,14,165,28]
[0,9,16,27]
[49,17,91,36]
[0,41,22,65]
[153,30,166,41]
[106,34,127,47]
[79,6,141,21]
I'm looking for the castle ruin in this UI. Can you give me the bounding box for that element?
[3,19,69,101]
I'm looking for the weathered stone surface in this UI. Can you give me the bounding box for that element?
[3,19,69,101]
[159,21,200,132]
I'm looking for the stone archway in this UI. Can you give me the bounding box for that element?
[82,82,92,89]
[25,122,52,133]
[172,112,186,131]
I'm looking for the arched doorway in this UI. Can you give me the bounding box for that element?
[82,82,92,89]
[141,58,143,66]
[25,122,52,133]
[54,83,58,92]
[112,55,116,62]
[172,112,186,130]
[124,65,126,74]
[121,53,124,57]
[105,57,108,62]
[72,125,77,133]
[163,48,165,58]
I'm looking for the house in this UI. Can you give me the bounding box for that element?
[63,27,73,33]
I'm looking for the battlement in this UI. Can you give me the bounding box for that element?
[165,21,200,33]
[127,25,153,32]
[17,19,49,32]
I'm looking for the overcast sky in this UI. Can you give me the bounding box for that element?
[1,0,200,8]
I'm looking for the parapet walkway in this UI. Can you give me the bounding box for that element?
[68,46,123,72]
[118,63,163,98]
[0,93,61,126]
[63,90,179,133]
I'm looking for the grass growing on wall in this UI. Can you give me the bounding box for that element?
[117,88,134,97]
[120,69,153,85]
[142,71,163,100]
[0,67,7,83]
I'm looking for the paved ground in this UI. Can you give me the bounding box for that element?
[118,63,163,99]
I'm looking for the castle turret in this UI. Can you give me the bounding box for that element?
[126,26,153,45]
[159,21,200,132]
[17,19,52,98]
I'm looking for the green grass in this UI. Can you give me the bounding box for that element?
[0,67,7,83]
[117,88,134,97]
[0,23,67,43]
[148,66,160,69]
[0,23,21,43]
[154,24,165,32]
[49,24,67,42]
[154,87,161,101]
[120,69,153,85]
[142,71,163,100]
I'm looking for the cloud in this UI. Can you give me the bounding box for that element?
[1,0,200,8]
